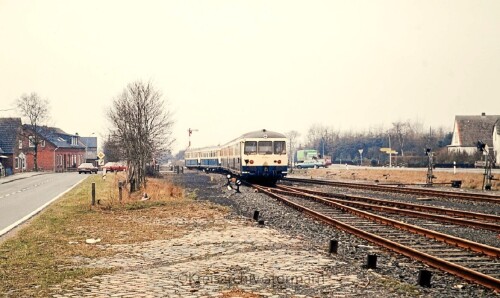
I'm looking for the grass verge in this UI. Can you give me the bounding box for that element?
[0,173,227,297]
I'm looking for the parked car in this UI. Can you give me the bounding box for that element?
[296,159,327,169]
[103,162,127,172]
[78,163,98,174]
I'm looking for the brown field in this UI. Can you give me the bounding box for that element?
[292,167,500,191]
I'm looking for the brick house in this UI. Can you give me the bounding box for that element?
[0,117,89,174]
[21,125,87,172]
[0,118,23,175]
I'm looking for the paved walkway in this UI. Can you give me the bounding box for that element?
[0,171,48,184]
[53,218,362,297]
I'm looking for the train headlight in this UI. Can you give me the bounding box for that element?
[249,160,254,164]
[227,174,231,179]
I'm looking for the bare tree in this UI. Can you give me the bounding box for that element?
[108,81,174,192]
[16,93,50,171]
[390,120,413,157]
[285,130,300,168]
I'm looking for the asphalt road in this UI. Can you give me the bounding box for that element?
[0,173,85,236]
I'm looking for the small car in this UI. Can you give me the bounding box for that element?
[78,163,98,174]
[103,162,127,172]
[296,159,327,169]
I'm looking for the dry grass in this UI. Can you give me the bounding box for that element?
[295,167,500,191]
[0,173,228,297]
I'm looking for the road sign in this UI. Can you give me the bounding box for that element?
[97,152,105,160]
[380,148,391,152]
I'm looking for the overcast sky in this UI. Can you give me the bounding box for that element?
[1,1,499,153]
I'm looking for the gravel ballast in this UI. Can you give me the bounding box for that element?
[170,170,498,297]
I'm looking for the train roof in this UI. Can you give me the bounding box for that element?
[187,129,286,152]
[239,129,286,139]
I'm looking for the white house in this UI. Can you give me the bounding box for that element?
[448,113,499,157]
[493,120,500,166]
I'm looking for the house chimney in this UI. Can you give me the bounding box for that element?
[481,112,486,116]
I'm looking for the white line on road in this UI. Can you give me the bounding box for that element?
[0,177,86,237]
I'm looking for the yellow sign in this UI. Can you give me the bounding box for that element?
[380,148,397,154]
[97,152,105,159]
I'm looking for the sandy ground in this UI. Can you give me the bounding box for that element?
[289,165,500,191]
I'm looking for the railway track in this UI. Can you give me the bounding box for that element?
[252,184,500,291]
[283,177,500,204]
[276,185,500,232]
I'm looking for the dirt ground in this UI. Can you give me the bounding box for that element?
[291,166,500,191]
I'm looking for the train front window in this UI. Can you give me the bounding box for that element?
[274,141,286,155]
[258,141,273,154]
[244,141,257,155]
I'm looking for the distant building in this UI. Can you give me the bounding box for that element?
[448,113,499,158]
[494,120,500,166]
[22,125,86,172]
[0,118,23,174]
[0,117,88,174]
[80,136,98,166]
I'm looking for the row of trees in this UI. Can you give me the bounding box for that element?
[287,120,462,167]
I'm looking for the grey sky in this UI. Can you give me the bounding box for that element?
[1,1,499,152]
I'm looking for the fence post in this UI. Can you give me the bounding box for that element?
[91,183,96,206]
[118,181,123,202]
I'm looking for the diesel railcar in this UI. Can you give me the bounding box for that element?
[185,145,220,171]
[185,129,288,183]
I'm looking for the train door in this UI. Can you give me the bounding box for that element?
[238,141,242,174]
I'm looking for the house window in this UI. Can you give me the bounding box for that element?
[29,136,35,147]
[19,140,22,149]
[15,157,19,169]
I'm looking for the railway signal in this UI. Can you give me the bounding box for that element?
[188,128,198,147]
[476,140,497,191]
[425,148,436,185]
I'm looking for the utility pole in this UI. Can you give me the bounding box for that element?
[388,134,392,167]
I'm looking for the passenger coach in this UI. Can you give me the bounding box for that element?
[220,129,288,182]
[185,129,288,183]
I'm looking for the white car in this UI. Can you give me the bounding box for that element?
[296,159,327,169]
[78,163,98,174]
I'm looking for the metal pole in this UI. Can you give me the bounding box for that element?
[388,135,392,168]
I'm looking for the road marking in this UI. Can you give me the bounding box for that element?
[0,177,86,237]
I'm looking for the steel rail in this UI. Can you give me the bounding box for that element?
[270,186,500,258]
[281,185,500,222]
[276,186,500,232]
[276,185,500,232]
[253,184,500,292]
[283,177,500,204]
